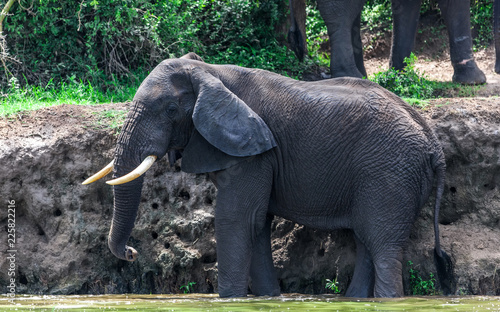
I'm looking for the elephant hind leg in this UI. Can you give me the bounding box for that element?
[345,235,375,297]
[438,0,486,84]
[372,251,404,297]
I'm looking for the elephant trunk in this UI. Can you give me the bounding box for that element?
[107,108,150,262]
[495,0,500,73]
[108,177,143,261]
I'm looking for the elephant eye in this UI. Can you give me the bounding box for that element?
[166,104,178,117]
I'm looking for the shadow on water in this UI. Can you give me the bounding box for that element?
[2,294,500,311]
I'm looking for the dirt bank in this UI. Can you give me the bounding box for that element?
[1,43,500,295]
[0,91,498,296]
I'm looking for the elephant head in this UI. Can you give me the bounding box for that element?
[83,53,276,261]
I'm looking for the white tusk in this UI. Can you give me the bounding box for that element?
[106,155,157,185]
[82,160,114,185]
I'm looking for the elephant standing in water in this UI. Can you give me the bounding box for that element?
[289,0,489,84]
[84,53,453,298]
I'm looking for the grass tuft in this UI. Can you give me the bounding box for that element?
[1,76,139,117]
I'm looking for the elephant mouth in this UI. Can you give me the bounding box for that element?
[167,150,183,167]
[82,155,157,185]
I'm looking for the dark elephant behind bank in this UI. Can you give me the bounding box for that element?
[288,0,488,84]
[84,53,453,298]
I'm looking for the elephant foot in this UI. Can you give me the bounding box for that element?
[495,60,500,74]
[251,285,281,297]
[332,65,364,79]
[452,59,486,85]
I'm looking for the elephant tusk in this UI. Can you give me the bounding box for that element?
[82,160,114,185]
[106,155,157,185]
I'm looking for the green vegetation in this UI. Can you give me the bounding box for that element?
[1,0,307,85]
[407,260,437,296]
[92,109,128,133]
[0,76,138,116]
[0,0,495,116]
[325,277,341,294]
[370,53,436,101]
[180,282,196,294]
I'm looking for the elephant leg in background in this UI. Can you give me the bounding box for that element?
[389,0,422,70]
[212,158,275,298]
[352,13,367,77]
[249,214,280,296]
[494,0,500,74]
[317,0,367,78]
[345,235,375,298]
[391,0,486,84]
[438,0,486,84]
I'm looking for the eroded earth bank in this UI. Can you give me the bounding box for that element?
[0,96,499,296]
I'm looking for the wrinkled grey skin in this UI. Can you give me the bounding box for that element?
[289,0,487,84]
[107,53,453,298]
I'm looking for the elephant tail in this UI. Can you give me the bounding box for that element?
[432,159,454,295]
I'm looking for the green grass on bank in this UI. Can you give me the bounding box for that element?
[0,59,482,118]
[1,76,140,116]
[1,0,492,117]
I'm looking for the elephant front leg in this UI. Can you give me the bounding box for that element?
[317,0,367,78]
[390,0,422,70]
[249,214,280,296]
[212,160,274,298]
[215,214,252,297]
[438,0,486,84]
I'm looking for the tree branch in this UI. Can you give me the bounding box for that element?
[0,0,16,33]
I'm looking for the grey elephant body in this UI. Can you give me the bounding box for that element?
[100,54,452,298]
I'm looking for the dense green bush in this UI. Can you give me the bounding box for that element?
[370,53,436,99]
[2,0,308,89]
[0,0,495,97]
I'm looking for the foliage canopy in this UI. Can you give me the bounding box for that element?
[0,0,495,105]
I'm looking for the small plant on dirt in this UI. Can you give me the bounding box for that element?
[180,282,196,294]
[325,277,341,294]
[92,110,127,133]
[370,53,435,100]
[407,260,437,296]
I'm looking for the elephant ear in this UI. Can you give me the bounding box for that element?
[189,68,276,158]
[180,52,204,62]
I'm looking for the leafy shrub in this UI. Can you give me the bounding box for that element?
[305,2,329,67]
[2,0,306,88]
[325,277,341,294]
[407,261,437,296]
[471,0,494,50]
[370,53,435,99]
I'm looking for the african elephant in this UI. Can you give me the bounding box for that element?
[83,53,453,298]
[289,0,487,84]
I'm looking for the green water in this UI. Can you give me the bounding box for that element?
[2,294,500,311]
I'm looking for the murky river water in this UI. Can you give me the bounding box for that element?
[2,294,500,311]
